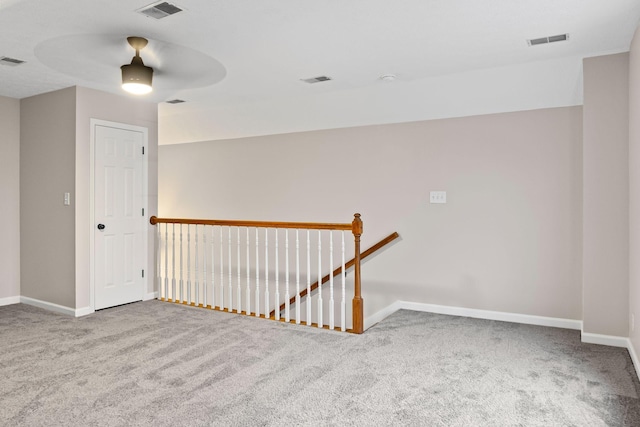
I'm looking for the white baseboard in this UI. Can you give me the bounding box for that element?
[581,331,629,348]
[364,299,640,376]
[627,339,640,382]
[20,296,93,317]
[0,296,21,307]
[21,296,76,316]
[143,291,158,301]
[393,301,582,330]
[75,306,95,317]
[17,293,158,316]
[364,301,402,330]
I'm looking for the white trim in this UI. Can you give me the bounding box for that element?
[143,291,158,301]
[627,339,640,382]
[393,301,582,330]
[21,296,76,316]
[0,296,20,307]
[20,297,94,317]
[364,301,402,330]
[581,331,628,348]
[90,119,149,311]
[364,300,582,331]
[369,299,640,379]
[75,306,95,317]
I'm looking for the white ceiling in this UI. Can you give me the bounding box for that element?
[1,0,639,144]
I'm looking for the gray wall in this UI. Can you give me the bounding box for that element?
[18,86,158,310]
[159,106,584,320]
[20,87,77,307]
[582,53,630,337]
[0,96,20,301]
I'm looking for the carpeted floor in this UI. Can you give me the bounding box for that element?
[1,301,639,426]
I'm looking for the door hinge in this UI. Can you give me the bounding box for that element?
[142,146,145,155]
[142,208,145,216]
[142,269,145,278]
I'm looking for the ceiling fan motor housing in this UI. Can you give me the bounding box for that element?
[121,36,154,94]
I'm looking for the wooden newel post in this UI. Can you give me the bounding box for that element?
[352,213,364,334]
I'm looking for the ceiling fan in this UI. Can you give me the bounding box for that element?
[121,36,154,95]
[34,33,227,100]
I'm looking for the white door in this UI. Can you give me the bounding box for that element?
[94,124,144,310]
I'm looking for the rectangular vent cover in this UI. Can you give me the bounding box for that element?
[0,56,25,66]
[527,33,569,47]
[301,75,332,84]
[138,2,183,19]
[166,99,185,104]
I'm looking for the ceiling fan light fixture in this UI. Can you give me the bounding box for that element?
[121,61,153,94]
[121,37,154,95]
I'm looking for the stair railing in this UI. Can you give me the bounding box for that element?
[150,214,365,333]
[270,232,400,319]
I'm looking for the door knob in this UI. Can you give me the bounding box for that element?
[97,224,106,230]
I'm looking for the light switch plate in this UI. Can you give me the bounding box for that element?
[64,192,70,206]
[430,191,446,204]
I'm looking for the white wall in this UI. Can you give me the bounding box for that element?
[159,106,583,320]
[0,96,20,302]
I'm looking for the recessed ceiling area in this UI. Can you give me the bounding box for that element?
[1,0,639,144]
[33,34,226,95]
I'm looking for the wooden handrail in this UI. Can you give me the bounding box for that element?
[270,231,400,318]
[150,216,352,231]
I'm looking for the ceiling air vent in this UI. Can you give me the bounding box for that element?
[0,56,25,66]
[138,2,184,19]
[166,99,185,104]
[301,75,332,84]
[527,33,569,47]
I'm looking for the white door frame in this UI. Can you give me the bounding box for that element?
[89,118,149,311]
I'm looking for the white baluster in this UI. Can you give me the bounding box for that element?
[275,229,280,321]
[246,228,251,315]
[211,227,215,309]
[306,230,311,326]
[255,228,260,317]
[285,229,290,323]
[219,227,224,310]
[195,225,199,306]
[179,224,183,303]
[187,225,191,304]
[295,229,300,325]
[341,231,346,332]
[203,226,207,308]
[237,228,241,314]
[164,223,168,301]
[329,231,334,330]
[265,229,270,317]
[171,224,176,301]
[317,230,323,328]
[228,227,232,311]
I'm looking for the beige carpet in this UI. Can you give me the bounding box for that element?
[1,300,639,426]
